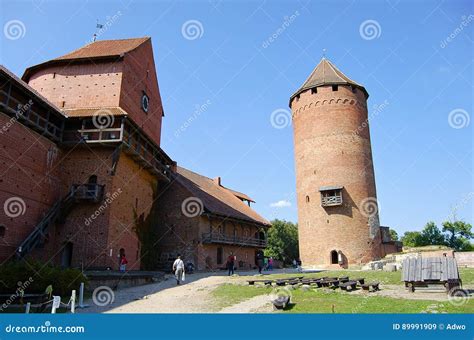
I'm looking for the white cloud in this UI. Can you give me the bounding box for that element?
[270,200,291,208]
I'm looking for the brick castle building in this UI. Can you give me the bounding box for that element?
[290,59,399,268]
[0,37,269,271]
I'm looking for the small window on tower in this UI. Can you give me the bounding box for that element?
[311,88,318,94]
[0,225,5,238]
[141,92,149,113]
[332,85,338,91]
[319,186,343,207]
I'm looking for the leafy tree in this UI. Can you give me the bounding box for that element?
[442,221,473,251]
[400,231,423,247]
[419,221,445,246]
[389,229,399,241]
[264,219,299,264]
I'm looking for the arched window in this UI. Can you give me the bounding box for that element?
[306,195,310,203]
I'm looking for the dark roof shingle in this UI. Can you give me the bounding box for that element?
[175,167,270,226]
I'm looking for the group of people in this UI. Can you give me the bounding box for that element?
[255,252,274,274]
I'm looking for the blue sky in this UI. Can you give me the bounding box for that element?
[1,0,472,236]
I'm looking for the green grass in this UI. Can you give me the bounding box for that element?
[211,284,474,313]
[284,289,474,313]
[212,268,474,313]
[212,283,273,309]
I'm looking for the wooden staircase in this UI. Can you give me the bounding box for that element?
[16,184,104,259]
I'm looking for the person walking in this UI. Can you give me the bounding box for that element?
[119,248,128,272]
[268,257,274,271]
[263,257,268,271]
[227,252,236,276]
[256,252,264,274]
[172,254,185,285]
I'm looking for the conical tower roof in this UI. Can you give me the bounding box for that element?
[290,58,368,104]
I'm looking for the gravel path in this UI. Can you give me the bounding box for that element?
[78,270,281,314]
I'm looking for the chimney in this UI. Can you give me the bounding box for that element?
[213,176,221,186]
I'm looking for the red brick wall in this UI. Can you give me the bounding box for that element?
[0,112,61,262]
[120,39,164,146]
[107,154,157,270]
[291,85,383,268]
[49,148,116,268]
[26,62,123,109]
[153,178,264,271]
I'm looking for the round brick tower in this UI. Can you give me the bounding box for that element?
[290,58,382,268]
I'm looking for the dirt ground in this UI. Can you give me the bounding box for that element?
[78,270,471,314]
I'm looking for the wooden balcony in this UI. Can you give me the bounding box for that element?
[62,118,173,182]
[321,195,343,207]
[202,232,267,248]
[70,184,104,203]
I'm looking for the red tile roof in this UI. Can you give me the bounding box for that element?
[22,37,150,81]
[291,58,368,102]
[54,37,150,61]
[176,167,270,226]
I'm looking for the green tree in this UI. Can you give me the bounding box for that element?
[419,222,445,246]
[264,219,299,264]
[442,220,474,251]
[389,229,399,241]
[400,231,423,247]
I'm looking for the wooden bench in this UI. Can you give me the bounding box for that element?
[338,276,349,282]
[340,281,358,291]
[247,279,274,286]
[361,281,380,292]
[354,278,365,285]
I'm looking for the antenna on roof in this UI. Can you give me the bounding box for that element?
[93,19,104,42]
[322,48,327,59]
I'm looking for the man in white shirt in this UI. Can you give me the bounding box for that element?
[172,255,185,285]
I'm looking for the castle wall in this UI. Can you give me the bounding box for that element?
[26,62,123,109]
[120,39,164,146]
[291,85,382,268]
[0,111,61,262]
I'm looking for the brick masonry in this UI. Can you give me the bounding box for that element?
[291,84,383,268]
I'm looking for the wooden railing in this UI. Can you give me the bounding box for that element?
[201,232,267,247]
[71,184,104,202]
[321,195,343,207]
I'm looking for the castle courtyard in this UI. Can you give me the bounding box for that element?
[78,269,474,314]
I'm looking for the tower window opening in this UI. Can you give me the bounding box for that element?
[311,88,318,94]
[306,195,310,203]
[330,250,338,264]
[351,86,357,93]
[319,186,343,207]
[332,85,338,91]
[0,225,5,237]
